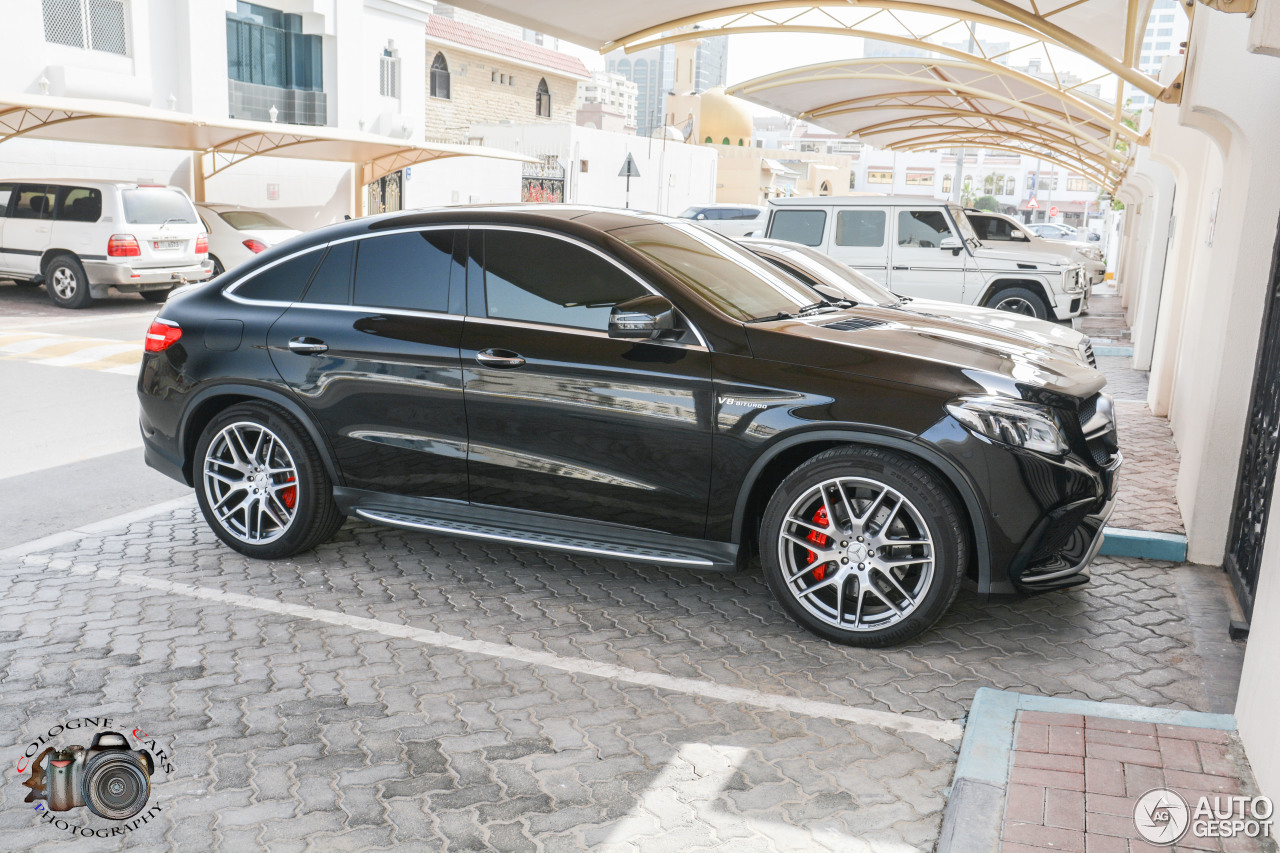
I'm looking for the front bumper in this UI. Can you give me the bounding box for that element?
[85,259,214,295]
[1001,452,1123,594]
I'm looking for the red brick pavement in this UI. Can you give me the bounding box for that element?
[1001,711,1272,852]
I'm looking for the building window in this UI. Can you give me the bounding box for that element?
[941,174,952,194]
[705,136,713,144]
[430,52,451,100]
[227,3,323,92]
[867,170,893,184]
[379,47,400,99]
[906,171,934,186]
[43,0,129,56]
[1067,176,1098,193]
[535,78,551,117]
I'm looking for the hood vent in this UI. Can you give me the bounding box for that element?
[822,317,890,333]
[1017,263,1038,270]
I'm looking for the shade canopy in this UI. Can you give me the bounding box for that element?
[0,93,534,187]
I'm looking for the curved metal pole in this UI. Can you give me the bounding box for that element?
[887,132,1117,187]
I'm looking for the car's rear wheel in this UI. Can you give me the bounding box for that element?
[210,256,225,277]
[194,402,343,559]
[760,446,967,647]
[45,254,92,309]
[985,286,1048,319]
[140,288,172,303]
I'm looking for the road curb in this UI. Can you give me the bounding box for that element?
[1098,527,1188,561]
[938,688,1235,853]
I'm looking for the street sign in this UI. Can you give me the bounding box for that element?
[618,154,641,178]
[1049,205,1059,217]
[1026,196,1039,210]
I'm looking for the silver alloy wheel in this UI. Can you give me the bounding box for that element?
[776,476,935,632]
[995,296,1036,316]
[50,266,78,300]
[202,421,300,545]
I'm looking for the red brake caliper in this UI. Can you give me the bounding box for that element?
[806,506,830,580]
[280,478,297,509]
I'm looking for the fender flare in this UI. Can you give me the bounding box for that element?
[977,277,1057,310]
[178,381,343,486]
[731,427,993,592]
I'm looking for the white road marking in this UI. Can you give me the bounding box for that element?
[0,336,68,354]
[33,342,140,366]
[0,496,197,561]
[0,310,155,331]
[108,570,963,742]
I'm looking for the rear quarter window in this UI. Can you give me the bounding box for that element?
[232,250,322,303]
[56,187,103,223]
[769,209,827,247]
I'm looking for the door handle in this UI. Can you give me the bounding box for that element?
[476,348,525,369]
[892,265,909,270]
[288,336,328,355]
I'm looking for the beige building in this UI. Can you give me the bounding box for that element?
[423,15,588,143]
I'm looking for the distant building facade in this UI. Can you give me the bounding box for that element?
[577,72,638,132]
[605,34,728,137]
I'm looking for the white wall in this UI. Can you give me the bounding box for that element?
[470,123,718,214]
[402,157,523,208]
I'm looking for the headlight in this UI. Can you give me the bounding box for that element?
[946,396,1068,455]
[1080,247,1103,261]
[1064,268,1084,293]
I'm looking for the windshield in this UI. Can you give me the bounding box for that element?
[122,188,198,225]
[615,222,822,321]
[758,245,898,307]
[950,205,981,246]
[219,209,293,231]
[676,207,702,220]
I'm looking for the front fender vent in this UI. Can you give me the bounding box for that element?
[1017,263,1038,270]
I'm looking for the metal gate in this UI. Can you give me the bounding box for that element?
[521,156,564,203]
[368,170,403,215]
[1224,210,1280,620]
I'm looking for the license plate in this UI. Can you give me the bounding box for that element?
[153,240,184,251]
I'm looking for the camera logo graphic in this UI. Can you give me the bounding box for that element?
[1133,788,1191,845]
[23,731,155,821]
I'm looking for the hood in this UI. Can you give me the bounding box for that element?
[972,245,1075,267]
[745,305,1105,401]
[898,297,1087,355]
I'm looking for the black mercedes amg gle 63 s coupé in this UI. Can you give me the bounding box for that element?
[138,205,1120,647]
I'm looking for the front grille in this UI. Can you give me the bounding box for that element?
[823,317,889,333]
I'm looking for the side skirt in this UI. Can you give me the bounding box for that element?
[334,488,740,572]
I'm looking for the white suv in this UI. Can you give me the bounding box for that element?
[967,210,1106,287]
[764,196,1089,320]
[0,180,213,308]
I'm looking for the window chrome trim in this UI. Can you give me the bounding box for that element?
[221,222,711,349]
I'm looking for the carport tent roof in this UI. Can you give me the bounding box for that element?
[727,57,1135,189]
[0,93,533,185]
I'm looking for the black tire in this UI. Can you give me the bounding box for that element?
[759,446,967,647]
[140,288,172,303]
[984,286,1048,320]
[193,401,344,560]
[210,256,225,277]
[44,254,92,309]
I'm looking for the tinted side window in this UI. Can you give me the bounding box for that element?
[353,230,454,312]
[769,209,827,246]
[11,185,54,220]
[483,230,646,331]
[234,250,322,302]
[737,209,763,220]
[56,187,103,223]
[302,242,354,305]
[972,216,1013,241]
[835,210,886,247]
[897,210,953,248]
[0,184,13,218]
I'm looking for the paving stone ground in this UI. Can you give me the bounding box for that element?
[0,501,1241,851]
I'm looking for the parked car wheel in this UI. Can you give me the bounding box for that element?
[44,254,92,309]
[760,446,967,647]
[210,256,225,277]
[140,288,172,303]
[986,286,1048,320]
[194,402,344,560]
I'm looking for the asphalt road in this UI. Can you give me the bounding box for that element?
[0,281,189,549]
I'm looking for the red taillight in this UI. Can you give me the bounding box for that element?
[144,319,182,352]
[243,239,267,254]
[195,234,209,254]
[108,234,141,257]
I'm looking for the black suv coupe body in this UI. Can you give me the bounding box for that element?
[138,205,1121,646]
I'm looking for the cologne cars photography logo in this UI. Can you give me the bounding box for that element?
[14,717,173,838]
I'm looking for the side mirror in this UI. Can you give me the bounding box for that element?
[1011,230,1029,241]
[696,213,708,221]
[939,236,964,255]
[609,294,677,340]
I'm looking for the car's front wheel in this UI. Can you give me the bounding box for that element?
[194,402,344,559]
[760,446,967,647]
[985,286,1048,319]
